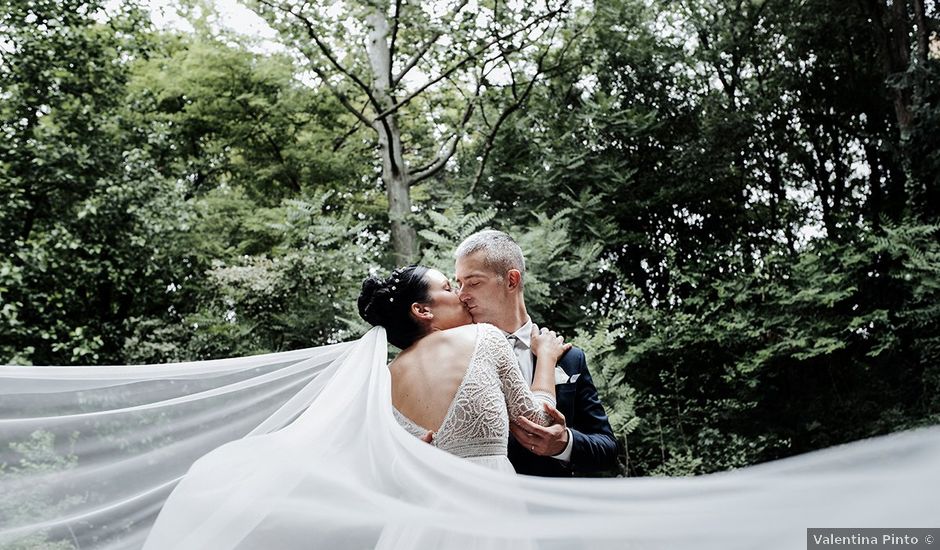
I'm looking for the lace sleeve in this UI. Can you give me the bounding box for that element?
[481,324,553,427]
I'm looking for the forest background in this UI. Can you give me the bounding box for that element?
[2,0,938,477]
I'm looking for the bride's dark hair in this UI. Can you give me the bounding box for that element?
[357,265,431,349]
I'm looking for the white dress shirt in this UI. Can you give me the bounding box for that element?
[504,318,574,463]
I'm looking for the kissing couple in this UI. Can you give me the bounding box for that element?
[357,229,618,476]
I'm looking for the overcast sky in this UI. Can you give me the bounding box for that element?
[145,0,279,44]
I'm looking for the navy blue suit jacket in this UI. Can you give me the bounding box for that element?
[507,346,618,476]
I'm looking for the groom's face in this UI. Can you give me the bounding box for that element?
[454,252,508,324]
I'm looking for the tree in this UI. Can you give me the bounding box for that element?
[130,32,367,204]
[120,28,383,360]
[0,0,185,365]
[0,2,379,364]
[249,0,582,262]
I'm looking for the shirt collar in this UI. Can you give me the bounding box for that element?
[505,317,533,350]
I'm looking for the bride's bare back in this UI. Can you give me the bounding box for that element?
[388,324,478,433]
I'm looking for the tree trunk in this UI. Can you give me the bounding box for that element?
[366,7,417,264]
[888,0,914,140]
[912,0,929,66]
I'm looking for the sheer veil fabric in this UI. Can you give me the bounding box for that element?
[2,327,939,550]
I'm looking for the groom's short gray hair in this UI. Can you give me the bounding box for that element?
[455,230,526,279]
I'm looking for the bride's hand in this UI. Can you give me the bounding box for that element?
[530,325,571,362]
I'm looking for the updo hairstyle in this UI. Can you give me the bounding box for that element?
[357,265,431,349]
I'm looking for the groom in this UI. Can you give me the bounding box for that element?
[454,230,618,476]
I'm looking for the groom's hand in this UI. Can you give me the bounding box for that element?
[511,404,569,456]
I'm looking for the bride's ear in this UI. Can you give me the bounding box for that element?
[410,302,433,322]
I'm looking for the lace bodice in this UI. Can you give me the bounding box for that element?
[394,323,555,459]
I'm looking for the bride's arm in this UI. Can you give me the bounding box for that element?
[529,325,570,400]
[488,325,566,427]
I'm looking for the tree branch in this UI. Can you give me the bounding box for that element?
[479,101,492,128]
[304,62,374,127]
[411,77,483,185]
[497,41,520,101]
[393,33,442,86]
[257,0,384,114]
[376,2,569,121]
[332,101,371,152]
[389,0,403,85]
[467,51,550,196]
[393,0,471,87]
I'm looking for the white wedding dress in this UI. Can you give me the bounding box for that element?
[393,323,552,473]
[2,326,939,550]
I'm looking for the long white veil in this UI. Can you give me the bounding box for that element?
[0,340,351,549]
[2,328,938,550]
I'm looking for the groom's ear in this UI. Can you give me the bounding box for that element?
[506,269,522,291]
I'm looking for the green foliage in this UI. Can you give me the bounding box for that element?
[418,203,498,274]
[0,0,185,365]
[511,211,603,328]
[125,188,382,359]
[129,34,364,204]
[461,0,939,474]
[609,222,940,475]
[1,3,376,365]
[573,320,639,475]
